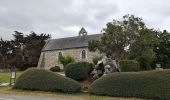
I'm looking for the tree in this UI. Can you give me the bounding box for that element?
[129,28,160,70]
[154,30,170,69]
[0,38,14,69]
[8,31,50,70]
[89,14,145,60]
[23,32,50,67]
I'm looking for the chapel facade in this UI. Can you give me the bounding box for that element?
[37,28,102,69]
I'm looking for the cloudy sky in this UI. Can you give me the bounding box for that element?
[0,0,170,40]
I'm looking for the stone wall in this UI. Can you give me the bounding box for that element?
[37,47,100,69]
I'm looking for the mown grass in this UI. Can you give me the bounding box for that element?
[0,72,23,83]
[0,87,145,100]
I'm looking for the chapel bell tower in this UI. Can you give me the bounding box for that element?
[79,27,87,36]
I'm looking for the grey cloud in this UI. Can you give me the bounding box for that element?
[0,0,170,40]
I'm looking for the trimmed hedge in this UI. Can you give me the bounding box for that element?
[50,66,60,72]
[65,62,87,81]
[65,62,94,81]
[89,70,170,100]
[13,68,81,93]
[119,60,140,72]
[80,61,94,75]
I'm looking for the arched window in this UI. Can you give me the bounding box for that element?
[81,50,86,59]
[58,52,63,63]
[58,52,63,57]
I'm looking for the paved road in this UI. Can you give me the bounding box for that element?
[0,93,78,100]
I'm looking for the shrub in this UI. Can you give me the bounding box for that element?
[92,56,103,65]
[89,70,170,100]
[65,62,87,81]
[13,68,81,93]
[58,55,75,69]
[50,66,60,72]
[65,62,94,81]
[138,56,152,70]
[119,60,140,72]
[79,61,94,75]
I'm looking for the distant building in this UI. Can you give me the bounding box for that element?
[37,28,102,69]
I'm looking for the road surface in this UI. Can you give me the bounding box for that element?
[0,93,79,100]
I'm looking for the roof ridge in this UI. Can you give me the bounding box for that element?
[42,33,102,51]
[50,33,102,41]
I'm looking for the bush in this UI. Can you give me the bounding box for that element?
[119,60,140,72]
[58,55,75,69]
[50,66,60,72]
[65,62,87,81]
[92,56,103,65]
[89,70,170,100]
[65,62,94,81]
[79,61,94,75]
[138,56,152,70]
[13,68,81,93]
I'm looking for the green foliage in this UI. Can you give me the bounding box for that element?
[0,31,50,70]
[0,39,14,69]
[119,60,140,72]
[80,61,94,75]
[129,29,159,70]
[65,62,94,81]
[65,62,87,81]
[58,55,75,69]
[138,56,152,70]
[89,14,145,59]
[50,66,60,72]
[92,55,103,65]
[154,30,170,69]
[13,68,81,93]
[89,70,170,100]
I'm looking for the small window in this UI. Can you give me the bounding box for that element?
[58,52,63,57]
[58,52,63,63]
[82,50,86,59]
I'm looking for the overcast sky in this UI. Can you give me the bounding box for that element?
[0,0,170,40]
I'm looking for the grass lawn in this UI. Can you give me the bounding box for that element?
[0,87,145,100]
[0,71,64,83]
[55,71,65,76]
[0,71,23,83]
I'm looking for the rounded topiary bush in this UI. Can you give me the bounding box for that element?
[119,60,140,72]
[89,70,170,100]
[79,61,94,75]
[50,66,61,72]
[13,68,81,93]
[65,61,94,81]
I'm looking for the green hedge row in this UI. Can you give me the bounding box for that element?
[13,68,81,93]
[89,70,170,100]
[119,60,140,72]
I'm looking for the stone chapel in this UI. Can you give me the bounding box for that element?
[37,28,102,69]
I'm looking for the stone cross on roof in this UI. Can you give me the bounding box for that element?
[79,27,87,36]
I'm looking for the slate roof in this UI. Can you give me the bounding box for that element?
[42,34,102,51]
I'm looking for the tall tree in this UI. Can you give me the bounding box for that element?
[129,28,160,70]
[9,31,50,70]
[89,14,145,60]
[24,31,50,66]
[0,38,14,69]
[154,30,170,69]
